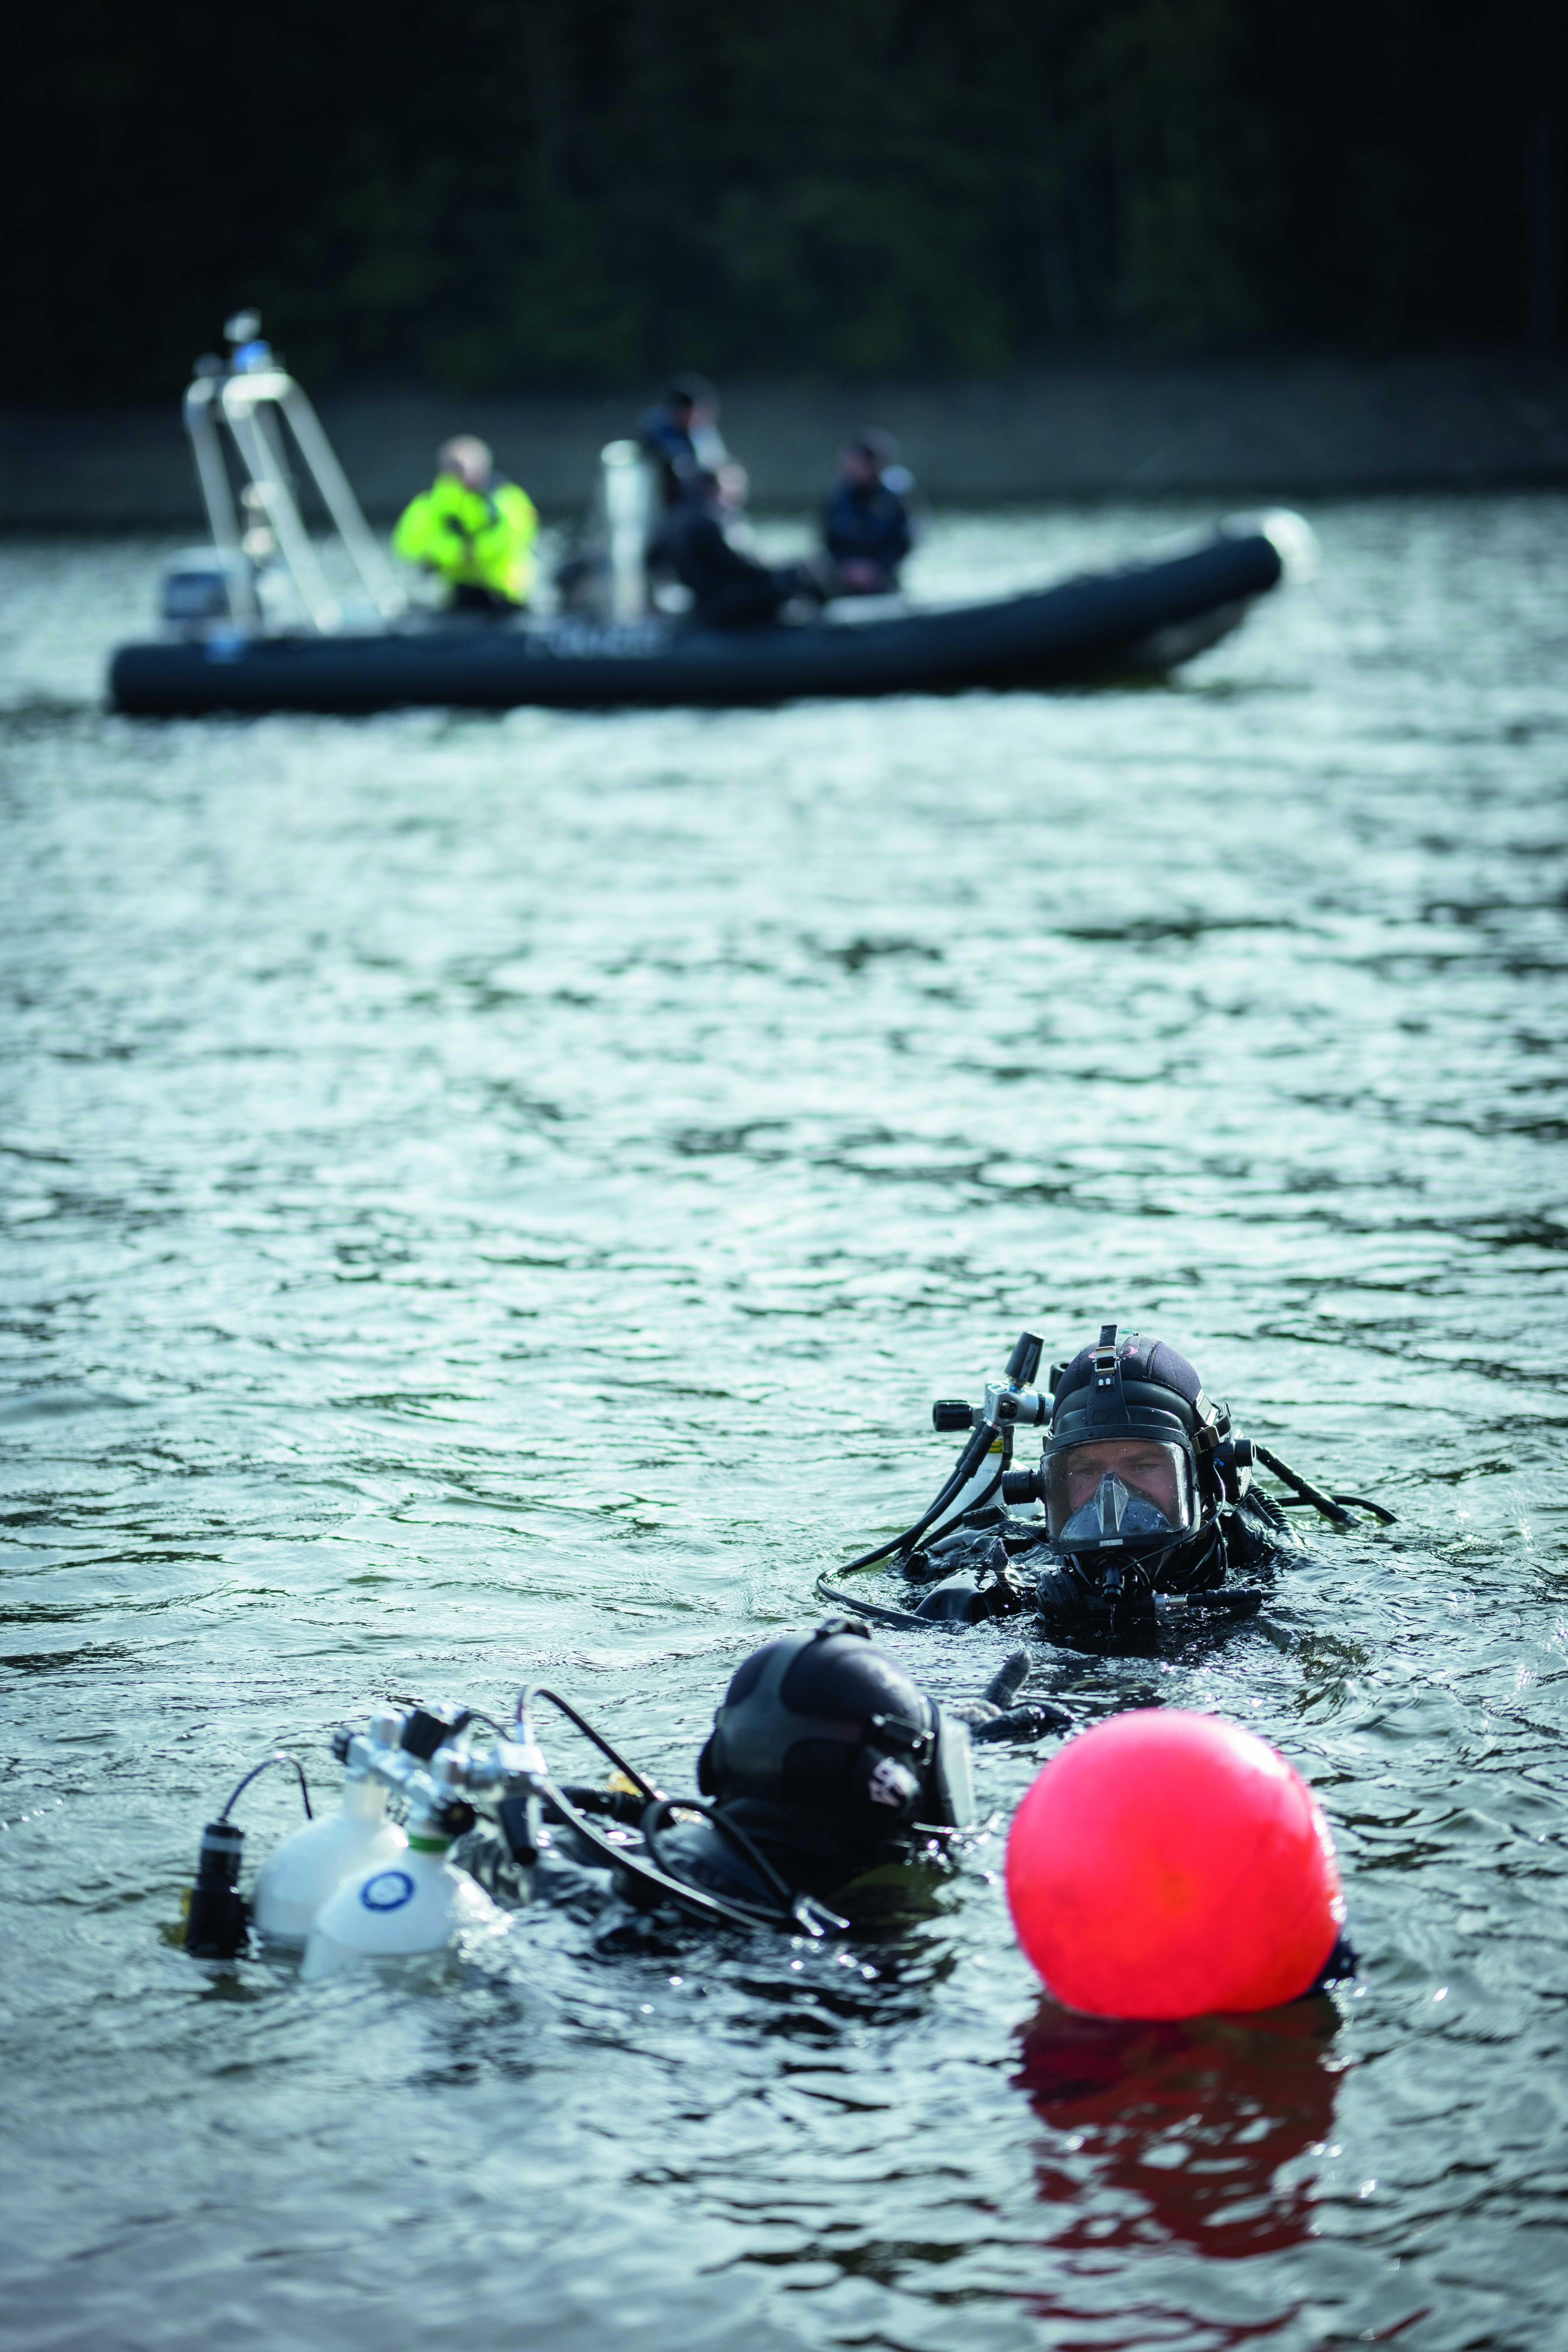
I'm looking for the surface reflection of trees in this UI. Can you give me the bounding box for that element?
[1014,1995,1344,2262]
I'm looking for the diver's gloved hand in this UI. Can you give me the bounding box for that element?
[947,1649,1070,1738]
[966,1700,1072,1742]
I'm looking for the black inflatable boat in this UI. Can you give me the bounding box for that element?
[110,513,1306,719]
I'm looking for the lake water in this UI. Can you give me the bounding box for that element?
[1,498,1565,2351]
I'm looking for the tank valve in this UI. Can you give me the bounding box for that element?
[399,1704,472,1760]
[932,1399,974,1432]
[184,1819,249,1959]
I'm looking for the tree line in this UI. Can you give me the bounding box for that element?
[7,0,1563,404]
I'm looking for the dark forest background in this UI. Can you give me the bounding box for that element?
[7,0,1564,406]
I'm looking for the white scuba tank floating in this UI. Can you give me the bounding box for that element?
[251,1771,407,1948]
[183,1700,513,1971]
[301,1837,505,1981]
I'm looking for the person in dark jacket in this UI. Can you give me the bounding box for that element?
[669,469,822,628]
[822,431,914,595]
[638,373,726,509]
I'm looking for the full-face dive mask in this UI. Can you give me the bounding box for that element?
[1045,1437,1197,1552]
[696,1619,975,1843]
[1029,1326,1229,1590]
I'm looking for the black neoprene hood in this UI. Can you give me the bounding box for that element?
[697,1620,975,1834]
[699,1624,935,1812]
[1048,1330,1227,1451]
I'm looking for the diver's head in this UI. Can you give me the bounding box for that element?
[1039,1325,1229,1577]
[696,1618,974,1848]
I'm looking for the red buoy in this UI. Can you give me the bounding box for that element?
[1005,1710,1344,2019]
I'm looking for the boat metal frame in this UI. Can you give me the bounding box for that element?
[183,316,403,635]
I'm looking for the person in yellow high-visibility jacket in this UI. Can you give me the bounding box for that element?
[392,435,539,612]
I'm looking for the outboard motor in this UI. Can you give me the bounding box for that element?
[159,546,256,639]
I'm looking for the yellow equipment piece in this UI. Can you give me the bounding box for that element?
[392,473,539,604]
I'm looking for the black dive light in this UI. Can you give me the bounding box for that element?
[184,1818,249,1959]
[182,1748,316,1960]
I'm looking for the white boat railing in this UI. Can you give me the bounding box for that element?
[181,313,404,635]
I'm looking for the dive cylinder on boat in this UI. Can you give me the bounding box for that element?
[301,1835,505,1979]
[251,1772,407,1947]
[600,440,653,620]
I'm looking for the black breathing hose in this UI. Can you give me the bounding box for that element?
[514,1687,845,1937]
[813,1420,1014,1623]
[1251,1442,1396,1528]
[834,1421,1003,1575]
[811,1576,939,1627]
[519,1686,661,1803]
[219,1752,313,1823]
[1326,1494,1398,1524]
[641,1794,803,1915]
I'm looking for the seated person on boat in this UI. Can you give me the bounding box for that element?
[822,430,914,596]
[668,467,824,628]
[392,435,539,613]
[639,374,732,597]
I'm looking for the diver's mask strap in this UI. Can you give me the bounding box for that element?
[1087,1324,1136,1429]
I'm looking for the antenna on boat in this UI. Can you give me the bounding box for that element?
[174,312,404,638]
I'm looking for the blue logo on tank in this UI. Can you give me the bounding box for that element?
[360,1869,416,1912]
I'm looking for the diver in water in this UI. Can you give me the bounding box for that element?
[1008,1328,1293,1636]
[817,1324,1393,1646]
[456,1618,1065,1931]
[188,1616,1062,1961]
[189,1615,1066,1962]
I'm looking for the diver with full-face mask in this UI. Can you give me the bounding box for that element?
[817,1324,1394,1646]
